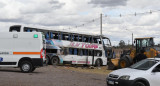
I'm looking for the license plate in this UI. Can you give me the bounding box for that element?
[108,80,114,85]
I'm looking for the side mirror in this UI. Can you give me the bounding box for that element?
[134,40,136,44]
[152,68,159,72]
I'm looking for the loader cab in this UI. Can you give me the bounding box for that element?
[135,37,154,54]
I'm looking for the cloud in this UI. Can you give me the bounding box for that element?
[0,0,160,46]
[88,0,128,7]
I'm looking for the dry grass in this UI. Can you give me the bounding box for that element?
[57,65,112,75]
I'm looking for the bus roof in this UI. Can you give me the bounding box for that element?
[11,25,110,39]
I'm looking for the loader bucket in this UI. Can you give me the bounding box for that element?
[107,58,119,70]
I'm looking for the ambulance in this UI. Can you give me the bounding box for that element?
[0,32,45,73]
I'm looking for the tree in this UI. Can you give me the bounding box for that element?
[119,40,125,48]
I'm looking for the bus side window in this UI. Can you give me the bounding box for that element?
[61,33,63,40]
[68,34,71,41]
[82,36,84,42]
[94,50,102,56]
[84,49,88,56]
[72,34,75,41]
[89,50,92,56]
[63,48,68,55]
[74,35,78,41]
[54,33,58,39]
[63,34,66,40]
[79,35,82,42]
[74,48,77,55]
[88,37,91,43]
[91,37,94,43]
[85,37,88,42]
[45,32,49,40]
[50,32,53,39]
[80,49,83,56]
[69,48,72,55]
[58,33,61,40]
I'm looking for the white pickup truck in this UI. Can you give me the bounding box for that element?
[106,58,160,86]
[0,32,46,73]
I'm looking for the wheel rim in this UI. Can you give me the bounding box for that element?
[22,63,30,71]
[53,58,58,64]
[120,60,126,68]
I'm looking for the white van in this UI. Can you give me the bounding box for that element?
[0,32,45,73]
[106,58,160,86]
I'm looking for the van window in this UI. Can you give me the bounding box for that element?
[9,25,21,32]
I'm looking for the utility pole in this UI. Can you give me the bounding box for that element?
[126,29,134,47]
[132,33,133,46]
[100,13,102,36]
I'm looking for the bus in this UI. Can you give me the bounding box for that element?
[9,25,113,66]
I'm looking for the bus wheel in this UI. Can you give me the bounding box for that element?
[51,57,59,65]
[20,61,33,73]
[95,59,101,67]
[46,56,50,65]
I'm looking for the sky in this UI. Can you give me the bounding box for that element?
[0,0,160,46]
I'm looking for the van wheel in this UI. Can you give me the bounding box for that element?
[134,82,146,86]
[95,59,101,67]
[32,67,36,72]
[51,57,59,65]
[20,61,33,73]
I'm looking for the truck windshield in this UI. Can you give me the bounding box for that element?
[130,59,158,70]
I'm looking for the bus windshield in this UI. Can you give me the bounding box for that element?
[103,38,111,47]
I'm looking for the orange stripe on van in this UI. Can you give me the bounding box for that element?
[13,52,40,55]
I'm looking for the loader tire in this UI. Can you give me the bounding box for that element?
[118,57,130,68]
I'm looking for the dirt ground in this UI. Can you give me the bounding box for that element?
[0,65,111,86]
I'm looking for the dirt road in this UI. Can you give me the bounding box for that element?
[0,66,107,86]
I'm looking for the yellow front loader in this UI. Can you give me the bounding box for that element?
[108,37,159,70]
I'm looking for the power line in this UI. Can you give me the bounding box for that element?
[64,9,160,31]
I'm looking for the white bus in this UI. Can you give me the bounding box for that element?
[9,25,113,66]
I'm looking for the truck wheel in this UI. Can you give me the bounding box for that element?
[134,82,146,86]
[118,57,130,68]
[51,57,59,65]
[20,61,33,73]
[95,59,101,67]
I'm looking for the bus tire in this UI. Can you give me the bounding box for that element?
[118,57,130,68]
[51,57,59,65]
[20,61,33,73]
[46,55,50,65]
[95,59,101,67]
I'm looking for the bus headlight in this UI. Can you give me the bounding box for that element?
[119,75,130,80]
